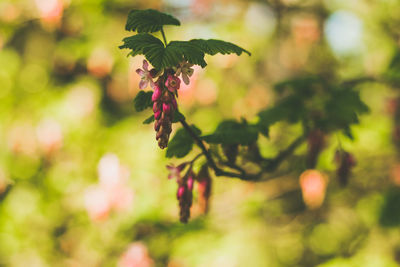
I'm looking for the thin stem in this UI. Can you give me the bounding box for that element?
[160,27,168,46]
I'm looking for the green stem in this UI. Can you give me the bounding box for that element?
[160,27,168,46]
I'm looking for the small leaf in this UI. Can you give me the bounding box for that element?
[125,9,180,33]
[119,33,164,58]
[257,95,306,134]
[143,115,155,124]
[133,91,153,112]
[202,120,258,145]
[172,109,185,123]
[322,88,369,130]
[166,125,201,158]
[190,39,251,56]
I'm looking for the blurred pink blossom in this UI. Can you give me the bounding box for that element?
[84,186,111,221]
[36,118,63,156]
[299,170,327,209]
[87,48,114,78]
[34,0,64,25]
[118,242,154,267]
[85,153,134,221]
[66,86,96,119]
[8,122,38,157]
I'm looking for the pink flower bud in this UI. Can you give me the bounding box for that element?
[154,110,161,120]
[153,102,160,113]
[187,176,194,191]
[152,86,162,102]
[154,120,161,131]
[177,185,185,199]
[163,103,171,114]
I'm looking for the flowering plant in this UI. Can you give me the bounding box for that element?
[120,9,365,223]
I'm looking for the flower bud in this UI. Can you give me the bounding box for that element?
[177,185,185,199]
[154,110,161,120]
[163,103,172,114]
[153,102,160,113]
[187,175,194,191]
[154,120,162,131]
[152,86,162,102]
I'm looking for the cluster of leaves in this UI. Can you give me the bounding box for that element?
[257,76,369,139]
[119,9,250,71]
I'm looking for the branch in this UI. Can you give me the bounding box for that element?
[179,118,259,181]
[263,135,306,172]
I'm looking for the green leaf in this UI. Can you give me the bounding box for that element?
[190,39,251,56]
[202,120,258,145]
[322,88,369,130]
[119,33,164,58]
[257,95,306,135]
[143,115,154,124]
[125,9,180,33]
[133,91,153,112]
[166,125,201,158]
[150,41,207,69]
[172,109,185,123]
[380,188,400,227]
[120,37,206,69]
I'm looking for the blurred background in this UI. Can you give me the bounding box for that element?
[1,0,400,266]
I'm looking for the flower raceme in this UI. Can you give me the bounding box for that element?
[135,60,192,149]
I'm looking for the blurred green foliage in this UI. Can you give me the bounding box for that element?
[1,0,400,266]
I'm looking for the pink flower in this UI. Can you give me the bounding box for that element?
[175,61,194,85]
[165,75,181,92]
[136,60,155,90]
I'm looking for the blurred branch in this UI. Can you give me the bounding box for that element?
[179,118,259,181]
[262,135,306,172]
[179,118,306,181]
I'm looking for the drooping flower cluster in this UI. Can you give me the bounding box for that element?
[167,163,194,223]
[196,164,212,214]
[136,60,195,149]
[167,163,212,223]
[152,75,179,149]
